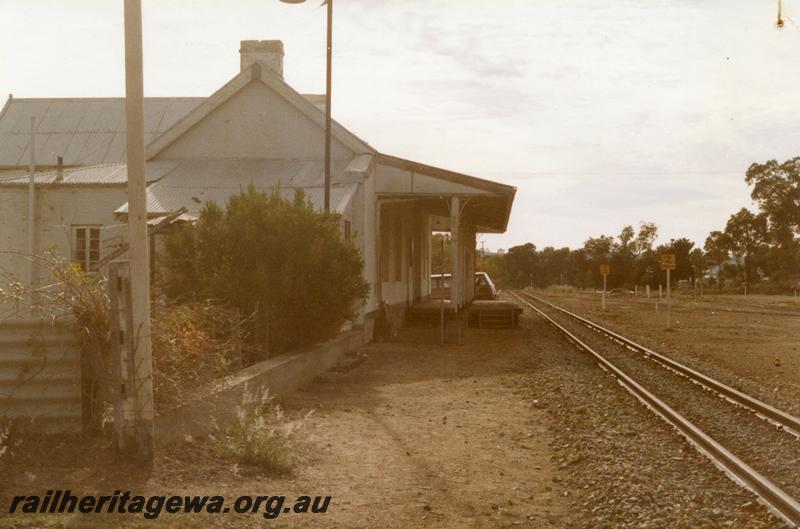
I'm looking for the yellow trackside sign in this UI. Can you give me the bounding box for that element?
[660,254,676,270]
[600,264,610,275]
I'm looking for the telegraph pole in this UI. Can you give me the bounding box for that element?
[324,0,332,211]
[27,117,36,312]
[123,0,155,460]
[279,0,332,211]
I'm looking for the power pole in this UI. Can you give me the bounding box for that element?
[123,0,155,461]
[27,116,36,312]
[323,0,332,211]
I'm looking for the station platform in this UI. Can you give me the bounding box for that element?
[406,298,522,329]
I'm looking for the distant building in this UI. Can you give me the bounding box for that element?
[0,40,516,337]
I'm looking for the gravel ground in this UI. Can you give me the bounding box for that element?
[536,289,800,419]
[523,293,800,506]
[1,325,565,529]
[2,299,791,529]
[519,306,783,528]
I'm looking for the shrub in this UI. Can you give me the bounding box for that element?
[150,299,243,411]
[1,251,245,420]
[0,252,112,429]
[0,422,9,464]
[160,186,370,356]
[215,386,308,473]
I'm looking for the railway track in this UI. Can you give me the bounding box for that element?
[512,290,800,527]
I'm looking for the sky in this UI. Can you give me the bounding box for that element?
[1,0,799,251]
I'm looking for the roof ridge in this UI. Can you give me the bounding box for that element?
[145,65,375,160]
[7,97,207,102]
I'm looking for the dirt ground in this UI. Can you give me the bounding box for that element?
[536,288,800,417]
[2,302,791,528]
[0,325,564,529]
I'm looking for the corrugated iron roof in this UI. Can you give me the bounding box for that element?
[0,160,179,185]
[115,158,358,217]
[0,94,336,169]
[0,97,204,168]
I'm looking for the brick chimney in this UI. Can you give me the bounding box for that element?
[240,40,284,78]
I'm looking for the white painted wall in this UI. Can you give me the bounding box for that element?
[358,171,378,319]
[0,184,128,314]
[156,81,353,161]
[0,187,29,285]
[377,204,433,310]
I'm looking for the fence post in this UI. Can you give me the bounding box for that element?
[109,260,154,458]
[109,261,138,453]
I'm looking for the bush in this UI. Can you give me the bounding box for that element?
[1,251,247,420]
[0,252,113,429]
[0,422,9,464]
[150,299,243,411]
[215,386,308,473]
[160,186,370,356]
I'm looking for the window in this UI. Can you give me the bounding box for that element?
[343,219,351,240]
[73,225,101,271]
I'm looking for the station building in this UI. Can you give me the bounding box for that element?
[0,40,516,337]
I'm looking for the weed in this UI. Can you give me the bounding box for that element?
[0,422,9,463]
[215,386,309,473]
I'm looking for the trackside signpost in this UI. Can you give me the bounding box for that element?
[660,254,676,328]
[600,264,610,311]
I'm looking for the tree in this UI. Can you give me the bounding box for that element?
[704,230,731,267]
[723,208,767,283]
[502,243,537,288]
[746,157,800,281]
[161,186,369,356]
[746,157,800,237]
[657,238,695,284]
[704,230,735,287]
[689,248,707,283]
[613,226,636,288]
[631,222,659,287]
[634,222,659,257]
[583,235,614,288]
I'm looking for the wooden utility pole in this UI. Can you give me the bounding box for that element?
[27,116,36,312]
[323,0,332,211]
[123,0,155,460]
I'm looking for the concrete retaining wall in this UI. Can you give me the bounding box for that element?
[156,329,364,441]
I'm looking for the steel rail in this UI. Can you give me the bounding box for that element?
[516,291,800,436]
[511,291,800,527]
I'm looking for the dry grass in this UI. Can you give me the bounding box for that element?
[543,284,577,295]
[0,422,9,466]
[213,386,309,474]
